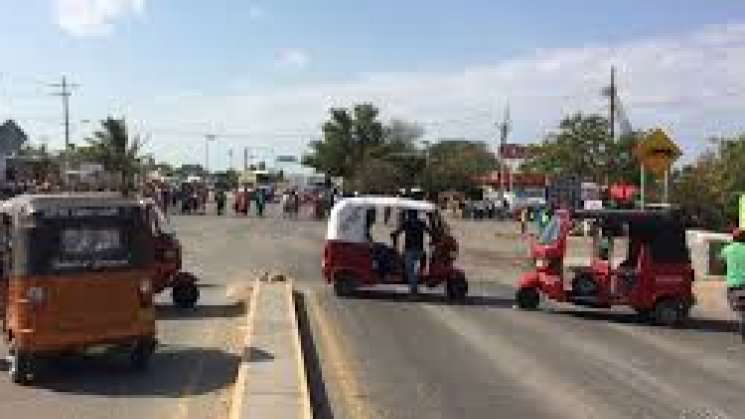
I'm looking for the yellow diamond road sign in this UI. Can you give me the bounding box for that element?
[634,128,682,177]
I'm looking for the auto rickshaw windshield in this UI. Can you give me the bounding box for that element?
[539,215,561,245]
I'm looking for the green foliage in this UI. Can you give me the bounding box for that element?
[84,117,145,195]
[521,113,640,184]
[425,140,496,195]
[672,135,745,230]
[304,103,495,195]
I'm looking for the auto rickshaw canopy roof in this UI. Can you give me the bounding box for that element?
[573,208,690,264]
[0,193,144,218]
[327,196,437,242]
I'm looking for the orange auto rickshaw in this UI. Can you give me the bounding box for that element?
[0,194,157,384]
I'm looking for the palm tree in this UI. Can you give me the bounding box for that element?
[86,117,145,195]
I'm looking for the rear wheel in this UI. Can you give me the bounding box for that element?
[445,274,468,303]
[172,277,199,309]
[8,343,32,385]
[333,273,356,298]
[653,298,683,327]
[516,287,540,310]
[634,308,652,322]
[130,339,155,371]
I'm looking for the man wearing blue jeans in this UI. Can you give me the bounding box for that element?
[392,210,431,295]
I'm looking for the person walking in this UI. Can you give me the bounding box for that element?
[215,188,227,215]
[391,210,432,295]
[721,229,745,311]
[255,188,266,217]
[519,207,528,235]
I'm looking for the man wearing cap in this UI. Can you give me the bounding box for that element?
[720,229,745,308]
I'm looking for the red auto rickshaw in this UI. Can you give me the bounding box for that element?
[144,200,199,308]
[515,208,695,326]
[322,197,468,301]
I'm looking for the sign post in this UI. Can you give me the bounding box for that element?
[634,128,682,207]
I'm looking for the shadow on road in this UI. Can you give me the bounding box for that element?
[344,289,515,308]
[35,346,240,397]
[156,302,246,320]
[553,309,741,335]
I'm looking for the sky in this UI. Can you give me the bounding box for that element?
[2,0,745,171]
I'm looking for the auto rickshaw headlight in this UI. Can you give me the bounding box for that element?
[535,258,548,269]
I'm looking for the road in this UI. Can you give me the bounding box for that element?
[2,205,745,418]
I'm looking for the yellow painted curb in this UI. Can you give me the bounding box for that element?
[287,281,313,419]
[228,279,261,419]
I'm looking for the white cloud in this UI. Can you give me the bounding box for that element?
[274,49,310,69]
[54,0,145,37]
[57,22,745,167]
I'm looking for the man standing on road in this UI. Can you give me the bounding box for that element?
[519,207,528,235]
[720,229,745,309]
[392,210,431,295]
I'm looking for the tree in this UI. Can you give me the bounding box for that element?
[522,113,614,182]
[85,117,145,195]
[304,104,385,178]
[424,140,496,194]
[304,104,425,193]
[670,135,745,230]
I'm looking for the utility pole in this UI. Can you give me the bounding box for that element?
[205,134,216,174]
[243,147,248,171]
[50,76,79,188]
[497,105,511,201]
[228,148,234,170]
[609,66,616,141]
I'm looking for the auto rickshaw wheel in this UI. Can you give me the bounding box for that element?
[8,343,32,385]
[653,298,683,327]
[172,279,199,309]
[634,309,652,322]
[130,339,155,371]
[446,274,468,303]
[333,273,356,297]
[516,287,540,310]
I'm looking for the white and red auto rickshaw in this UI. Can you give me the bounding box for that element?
[322,197,468,301]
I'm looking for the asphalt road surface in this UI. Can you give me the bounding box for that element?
[3,204,745,419]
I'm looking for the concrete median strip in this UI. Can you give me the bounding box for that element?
[229,277,313,419]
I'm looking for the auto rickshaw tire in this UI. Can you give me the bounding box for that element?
[446,274,468,303]
[130,340,154,371]
[653,298,683,327]
[516,287,540,310]
[333,274,356,298]
[8,344,32,385]
[634,309,652,322]
[172,281,199,309]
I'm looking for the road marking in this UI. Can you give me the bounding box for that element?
[228,279,260,419]
[286,281,313,419]
[308,291,373,419]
